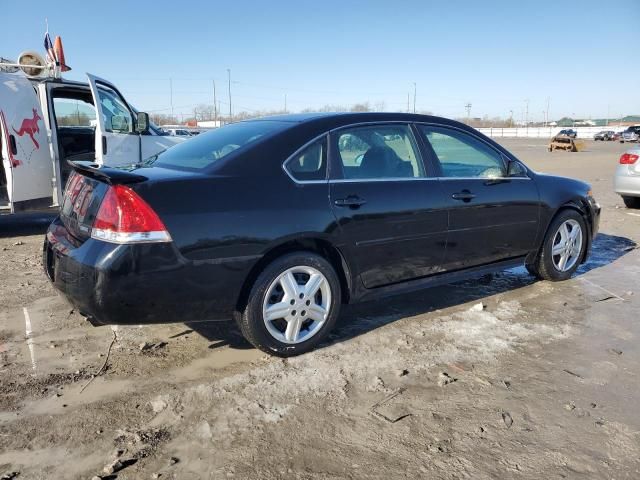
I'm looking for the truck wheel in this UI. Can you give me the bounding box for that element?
[622,196,640,209]
[236,252,341,356]
[531,210,587,282]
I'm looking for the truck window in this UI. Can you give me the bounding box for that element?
[52,98,96,127]
[96,85,133,134]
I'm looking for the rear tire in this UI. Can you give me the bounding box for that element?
[531,210,587,282]
[525,263,541,279]
[622,196,640,209]
[236,252,341,356]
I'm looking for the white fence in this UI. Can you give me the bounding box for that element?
[476,126,626,139]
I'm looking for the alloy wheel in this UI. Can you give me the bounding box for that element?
[262,266,332,344]
[551,219,583,272]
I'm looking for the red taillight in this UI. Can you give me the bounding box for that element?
[91,184,171,244]
[620,153,639,165]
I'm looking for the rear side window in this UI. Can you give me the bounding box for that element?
[418,126,506,178]
[336,125,424,180]
[152,120,290,170]
[284,137,327,182]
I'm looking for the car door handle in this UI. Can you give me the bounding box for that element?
[334,196,367,208]
[451,191,476,201]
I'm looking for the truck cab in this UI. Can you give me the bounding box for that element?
[1,70,183,213]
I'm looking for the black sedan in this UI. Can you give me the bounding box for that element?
[44,113,600,356]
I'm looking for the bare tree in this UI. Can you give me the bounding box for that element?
[350,102,371,112]
[150,113,180,125]
[194,104,216,121]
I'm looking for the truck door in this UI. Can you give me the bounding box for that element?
[87,73,141,166]
[0,73,54,212]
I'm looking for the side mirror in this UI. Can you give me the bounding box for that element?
[136,112,150,134]
[507,159,527,177]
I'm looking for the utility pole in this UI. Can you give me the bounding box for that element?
[413,82,416,114]
[213,79,217,124]
[546,96,550,126]
[524,99,529,126]
[465,102,472,123]
[284,94,287,113]
[169,78,174,119]
[606,104,610,126]
[227,68,232,121]
[509,110,513,128]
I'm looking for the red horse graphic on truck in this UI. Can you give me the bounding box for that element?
[12,108,42,149]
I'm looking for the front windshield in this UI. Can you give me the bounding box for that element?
[150,120,290,170]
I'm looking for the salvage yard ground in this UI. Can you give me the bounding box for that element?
[1,138,639,479]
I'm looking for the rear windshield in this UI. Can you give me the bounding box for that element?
[150,120,290,170]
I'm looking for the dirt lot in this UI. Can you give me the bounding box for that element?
[1,138,639,479]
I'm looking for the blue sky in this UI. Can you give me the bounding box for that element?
[2,0,638,121]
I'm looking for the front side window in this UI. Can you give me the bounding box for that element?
[336,125,423,180]
[418,126,506,178]
[97,85,132,133]
[285,137,326,182]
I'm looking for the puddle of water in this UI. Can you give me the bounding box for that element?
[20,376,135,417]
[168,346,265,382]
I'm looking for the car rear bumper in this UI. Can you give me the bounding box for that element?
[43,217,257,324]
[614,172,640,197]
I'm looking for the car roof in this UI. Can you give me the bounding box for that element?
[243,111,463,131]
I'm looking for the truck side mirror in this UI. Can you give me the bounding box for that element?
[136,112,150,134]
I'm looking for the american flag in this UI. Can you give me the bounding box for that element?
[44,32,58,65]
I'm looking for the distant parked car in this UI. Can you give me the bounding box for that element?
[558,129,577,138]
[166,128,194,137]
[614,147,640,208]
[620,126,640,143]
[594,130,615,141]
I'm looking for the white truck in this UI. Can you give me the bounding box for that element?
[1,53,183,214]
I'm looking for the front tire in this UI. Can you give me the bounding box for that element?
[236,252,342,356]
[622,196,640,209]
[530,210,587,281]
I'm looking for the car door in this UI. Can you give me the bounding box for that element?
[0,73,54,212]
[329,123,448,289]
[87,74,141,166]
[416,124,540,270]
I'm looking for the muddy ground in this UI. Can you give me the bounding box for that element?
[1,138,639,479]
